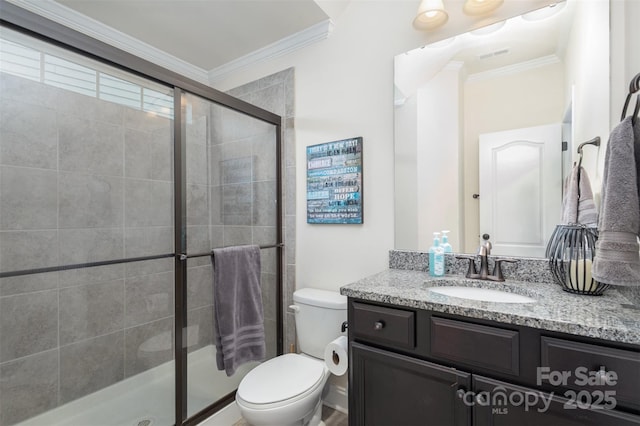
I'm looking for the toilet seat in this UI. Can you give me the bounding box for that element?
[236,354,326,409]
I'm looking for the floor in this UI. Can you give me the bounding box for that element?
[233,406,348,426]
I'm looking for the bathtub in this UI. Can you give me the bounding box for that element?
[17,346,257,426]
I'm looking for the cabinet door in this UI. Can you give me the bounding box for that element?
[350,342,471,426]
[473,375,640,426]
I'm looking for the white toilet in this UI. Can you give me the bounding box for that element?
[235,288,347,426]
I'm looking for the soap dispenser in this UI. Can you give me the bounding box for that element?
[429,232,445,277]
[441,230,453,253]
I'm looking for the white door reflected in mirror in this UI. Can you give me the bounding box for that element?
[479,124,562,257]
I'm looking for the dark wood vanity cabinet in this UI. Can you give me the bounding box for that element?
[351,342,471,426]
[348,298,640,426]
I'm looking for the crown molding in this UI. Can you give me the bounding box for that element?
[7,0,334,88]
[208,19,333,84]
[6,0,211,84]
[466,54,560,82]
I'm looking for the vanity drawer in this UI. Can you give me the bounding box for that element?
[430,316,520,376]
[541,336,640,409]
[352,302,415,349]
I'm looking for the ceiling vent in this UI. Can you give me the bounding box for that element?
[478,48,510,60]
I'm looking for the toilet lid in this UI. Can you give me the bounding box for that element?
[237,354,325,405]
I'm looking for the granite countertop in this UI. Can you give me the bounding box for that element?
[340,269,640,345]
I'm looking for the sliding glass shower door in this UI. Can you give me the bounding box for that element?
[0,26,176,426]
[0,11,283,425]
[183,93,279,417]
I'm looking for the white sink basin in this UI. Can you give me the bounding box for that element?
[428,286,536,304]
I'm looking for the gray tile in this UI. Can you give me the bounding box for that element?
[261,272,277,322]
[58,114,124,176]
[151,128,173,182]
[59,227,124,265]
[124,107,172,133]
[253,135,277,182]
[0,290,58,362]
[0,73,56,110]
[285,311,296,353]
[286,264,296,309]
[253,180,277,226]
[221,156,253,185]
[59,279,125,345]
[186,305,213,353]
[250,83,285,116]
[285,166,296,216]
[264,318,278,360]
[284,118,296,167]
[222,184,252,226]
[95,98,124,126]
[58,264,124,289]
[186,142,208,185]
[0,99,58,170]
[283,69,295,119]
[125,258,174,279]
[0,272,58,297]
[187,264,213,310]
[261,247,277,275]
[0,230,58,272]
[150,181,174,227]
[125,128,154,179]
[59,332,125,404]
[222,226,252,247]
[209,186,222,226]
[208,143,222,187]
[55,88,98,122]
[58,172,124,228]
[186,115,208,146]
[125,317,174,377]
[285,215,296,266]
[125,178,152,227]
[0,350,58,426]
[125,180,172,227]
[209,226,224,249]
[187,184,209,226]
[125,271,174,327]
[253,226,277,247]
[124,226,174,257]
[0,166,57,230]
[186,225,211,255]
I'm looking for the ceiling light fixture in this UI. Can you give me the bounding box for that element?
[413,0,449,30]
[463,0,504,16]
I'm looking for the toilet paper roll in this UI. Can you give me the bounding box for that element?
[324,335,348,376]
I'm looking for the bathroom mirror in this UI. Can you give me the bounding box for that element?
[394,0,610,257]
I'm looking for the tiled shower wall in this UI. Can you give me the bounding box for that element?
[184,91,280,359]
[0,72,178,425]
[226,68,296,352]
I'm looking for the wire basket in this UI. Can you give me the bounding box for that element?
[545,224,610,296]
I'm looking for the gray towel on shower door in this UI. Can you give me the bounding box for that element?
[212,245,265,376]
[592,117,640,285]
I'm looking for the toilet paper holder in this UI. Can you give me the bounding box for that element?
[341,321,348,332]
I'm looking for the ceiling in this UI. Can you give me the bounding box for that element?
[54,0,331,72]
[395,1,573,98]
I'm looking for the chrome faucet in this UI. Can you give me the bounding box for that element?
[456,234,518,282]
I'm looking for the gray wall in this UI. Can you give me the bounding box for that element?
[0,63,286,426]
[226,68,296,352]
[0,72,176,425]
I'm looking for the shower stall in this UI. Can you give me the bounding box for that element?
[0,3,283,426]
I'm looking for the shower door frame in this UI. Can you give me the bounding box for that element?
[0,2,284,425]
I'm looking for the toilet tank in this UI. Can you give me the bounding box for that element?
[292,288,347,359]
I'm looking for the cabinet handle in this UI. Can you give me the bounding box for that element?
[373,320,385,330]
[475,394,488,405]
[456,389,466,399]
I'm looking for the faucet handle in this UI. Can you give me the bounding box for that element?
[456,255,477,278]
[491,258,518,282]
